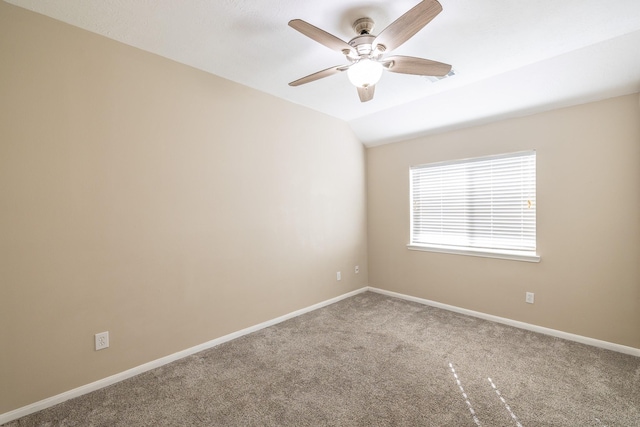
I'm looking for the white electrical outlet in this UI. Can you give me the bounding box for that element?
[337,271,341,281]
[525,292,535,304]
[95,331,109,350]
[355,265,359,274]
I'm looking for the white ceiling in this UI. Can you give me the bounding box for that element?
[7,0,640,146]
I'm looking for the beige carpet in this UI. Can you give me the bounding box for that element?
[5,292,640,426]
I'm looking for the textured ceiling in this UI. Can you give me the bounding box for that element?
[6,0,640,146]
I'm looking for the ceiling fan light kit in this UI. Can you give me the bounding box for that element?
[288,0,452,102]
[347,59,383,88]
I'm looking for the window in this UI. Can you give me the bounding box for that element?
[409,151,539,262]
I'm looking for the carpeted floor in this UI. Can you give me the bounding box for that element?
[5,291,640,426]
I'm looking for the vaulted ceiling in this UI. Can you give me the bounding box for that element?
[7,0,640,146]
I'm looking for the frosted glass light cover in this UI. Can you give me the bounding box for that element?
[347,59,383,88]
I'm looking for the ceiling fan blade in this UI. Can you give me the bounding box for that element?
[384,55,451,76]
[289,19,355,56]
[373,0,442,52]
[357,85,375,102]
[289,65,346,87]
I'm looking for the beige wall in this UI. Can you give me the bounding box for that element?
[0,3,368,413]
[368,94,640,349]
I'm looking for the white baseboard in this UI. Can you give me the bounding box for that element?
[367,287,640,357]
[0,287,368,425]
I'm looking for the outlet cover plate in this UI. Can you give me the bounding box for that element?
[525,292,535,304]
[95,331,109,350]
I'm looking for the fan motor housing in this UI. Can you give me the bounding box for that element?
[349,34,376,56]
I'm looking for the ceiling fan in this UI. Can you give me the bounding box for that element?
[288,0,452,102]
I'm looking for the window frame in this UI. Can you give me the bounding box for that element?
[407,151,540,263]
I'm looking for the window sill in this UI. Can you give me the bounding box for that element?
[407,244,540,263]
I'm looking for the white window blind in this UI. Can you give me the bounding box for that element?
[410,151,537,259]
